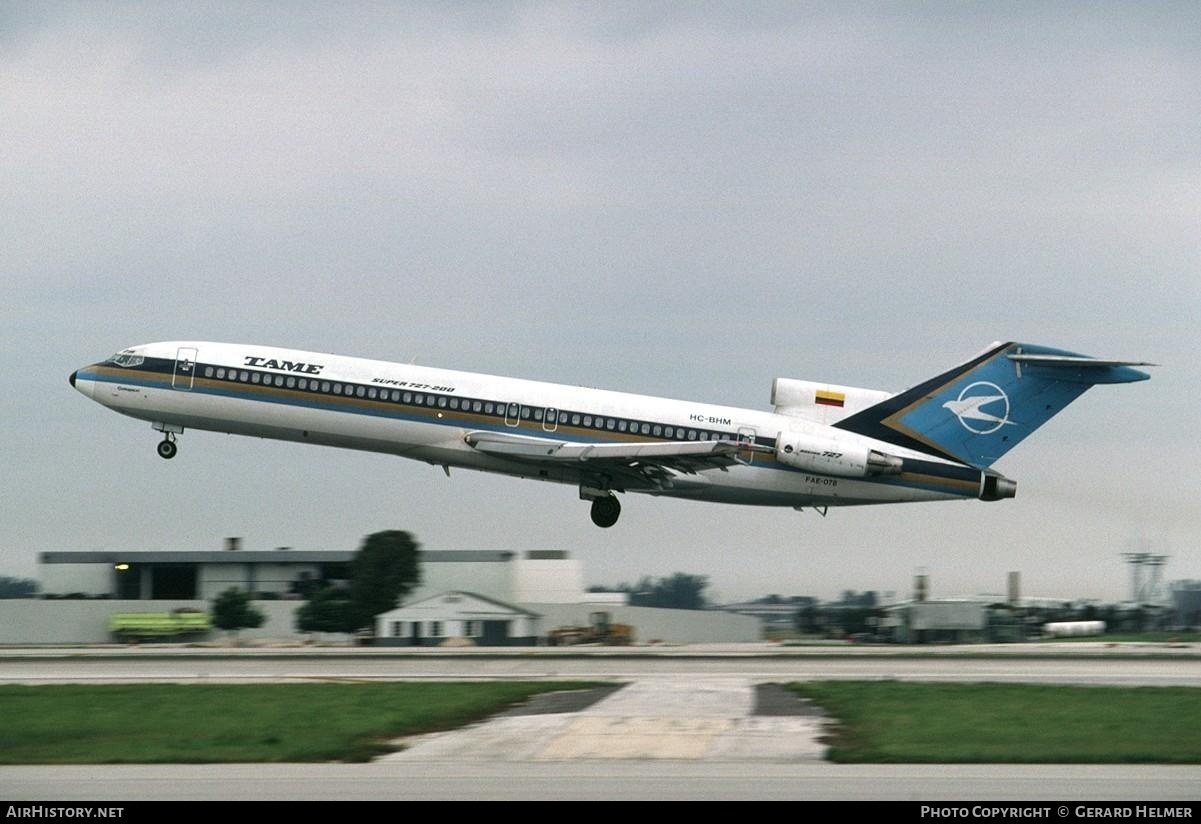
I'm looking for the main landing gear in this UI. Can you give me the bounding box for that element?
[152,422,183,460]
[589,495,621,528]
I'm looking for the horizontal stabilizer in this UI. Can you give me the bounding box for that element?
[1007,351,1156,382]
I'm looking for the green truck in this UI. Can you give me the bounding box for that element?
[109,610,212,641]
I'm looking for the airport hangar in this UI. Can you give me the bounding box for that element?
[1,546,758,645]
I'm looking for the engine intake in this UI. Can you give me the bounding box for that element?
[775,431,903,478]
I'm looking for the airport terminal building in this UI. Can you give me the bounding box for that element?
[0,545,758,645]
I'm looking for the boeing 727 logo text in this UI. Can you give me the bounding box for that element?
[943,382,1012,435]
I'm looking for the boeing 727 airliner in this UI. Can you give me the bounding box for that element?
[70,341,1151,527]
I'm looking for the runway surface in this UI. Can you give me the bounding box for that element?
[2,646,1199,800]
[1,649,1198,686]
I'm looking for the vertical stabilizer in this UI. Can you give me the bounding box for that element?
[833,342,1152,468]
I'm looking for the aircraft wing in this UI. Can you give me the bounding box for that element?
[463,430,770,489]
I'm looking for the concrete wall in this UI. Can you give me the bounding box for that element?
[525,604,761,644]
[0,599,320,644]
[0,599,759,644]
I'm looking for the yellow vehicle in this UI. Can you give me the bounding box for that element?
[547,611,634,646]
[109,610,211,641]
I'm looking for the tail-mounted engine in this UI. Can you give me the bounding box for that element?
[775,431,903,478]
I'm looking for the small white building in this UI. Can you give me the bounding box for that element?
[375,591,540,646]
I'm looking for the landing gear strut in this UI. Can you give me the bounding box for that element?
[156,433,178,460]
[589,495,621,528]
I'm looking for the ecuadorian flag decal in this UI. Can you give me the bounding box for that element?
[815,389,846,408]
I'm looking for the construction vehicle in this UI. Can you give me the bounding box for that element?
[546,611,634,646]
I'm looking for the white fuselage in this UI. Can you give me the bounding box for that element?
[71,341,989,513]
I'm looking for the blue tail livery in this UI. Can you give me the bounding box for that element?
[834,342,1153,469]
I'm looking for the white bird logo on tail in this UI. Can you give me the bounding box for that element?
[943,381,1012,435]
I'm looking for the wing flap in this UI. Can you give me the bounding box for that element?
[463,430,771,488]
[465,430,745,462]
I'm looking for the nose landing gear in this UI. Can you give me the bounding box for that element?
[156,433,178,460]
[152,422,184,460]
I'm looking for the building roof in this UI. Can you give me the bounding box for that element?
[39,550,517,565]
[381,590,540,618]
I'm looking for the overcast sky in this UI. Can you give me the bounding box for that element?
[3,2,1198,603]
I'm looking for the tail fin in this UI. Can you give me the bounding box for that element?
[833,342,1152,468]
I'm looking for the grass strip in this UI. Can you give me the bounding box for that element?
[790,681,1201,763]
[0,682,594,764]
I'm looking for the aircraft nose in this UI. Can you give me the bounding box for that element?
[70,368,95,399]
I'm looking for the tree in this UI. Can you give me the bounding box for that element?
[211,588,265,639]
[296,587,356,634]
[347,530,422,629]
[625,573,709,610]
[796,603,819,634]
[589,573,711,611]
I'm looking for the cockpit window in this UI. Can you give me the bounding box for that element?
[105,350,144,368]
